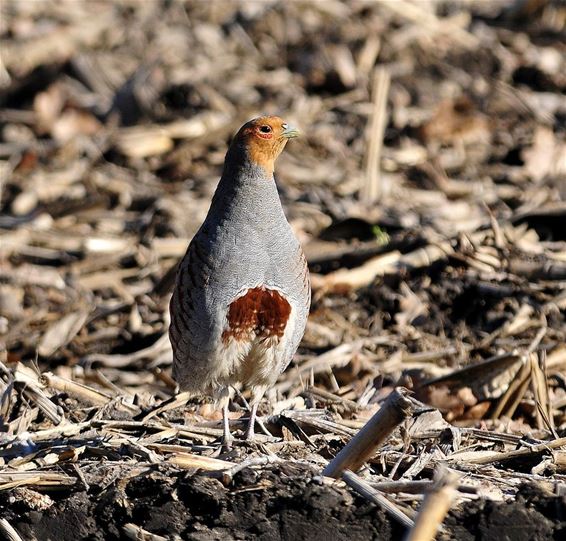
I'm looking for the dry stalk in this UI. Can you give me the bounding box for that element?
[274,341,365,394]
[222,455,282,485]
[361,67,390,204]
[315,251,400,291]
[404,466,460,541]
[451,436,566,466]
[123,523,168,541]
[39,372,112,406]
[381,0,478,48]
[26,421,89,442]
[282,409,357,437]
[530,351,556,435]
[424,351,522,404]
[0,477,43,491]
[141,391,192,422]
[322,387,414,478]
[304,386,359,414]
[0,519,24,541]
[19,382,63,425]
[370,479,433,494]
[343,470,415,530]
[168,451,235,471]
[152,367,178,390]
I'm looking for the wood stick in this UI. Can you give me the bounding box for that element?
[322,388,414,477]
[343,470,415,530]
[404,466,460,541]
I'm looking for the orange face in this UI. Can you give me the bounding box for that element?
[233,116,299,174]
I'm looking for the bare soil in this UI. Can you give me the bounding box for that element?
[2,464,565,541]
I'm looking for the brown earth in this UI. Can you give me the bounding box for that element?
[3,465,566,541]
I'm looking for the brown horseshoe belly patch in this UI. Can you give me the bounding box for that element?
[222,287,291,343]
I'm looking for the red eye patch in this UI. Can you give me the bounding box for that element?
[256,130,273,139]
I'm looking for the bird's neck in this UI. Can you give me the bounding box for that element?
[224,143,275,176]
[217,146,279,196]
[209,156,285,226]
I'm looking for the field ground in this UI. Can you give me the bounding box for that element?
[1,1,565,539]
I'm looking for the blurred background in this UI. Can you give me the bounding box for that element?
[1,0,565,427]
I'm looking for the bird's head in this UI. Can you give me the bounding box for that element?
[228,116,300,175]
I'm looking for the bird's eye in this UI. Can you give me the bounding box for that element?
[259,125,272,133]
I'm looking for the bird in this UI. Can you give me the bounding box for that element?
[169,115,311,448]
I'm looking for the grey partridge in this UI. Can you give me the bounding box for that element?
[169,116,311,447]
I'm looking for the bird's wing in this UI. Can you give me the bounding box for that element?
[169,234,224,388]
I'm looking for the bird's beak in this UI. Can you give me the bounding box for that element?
[282,123,300,139]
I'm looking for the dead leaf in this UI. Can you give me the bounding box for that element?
[33,83,65,134]
[420,96,491,145]
[52,109,102,143]
[396,282,428,328]
[523,126,566,183]
[38,309,90,357]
